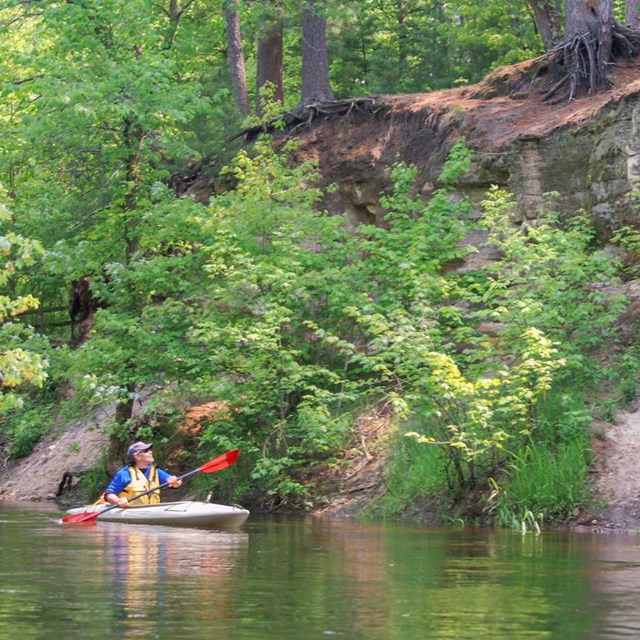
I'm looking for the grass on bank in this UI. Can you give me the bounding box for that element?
[374,390,596,528]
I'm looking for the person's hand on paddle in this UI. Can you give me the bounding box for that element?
[105,494,130,507]
[167,476,182,488]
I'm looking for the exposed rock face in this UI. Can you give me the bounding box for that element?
[291,62,640,237]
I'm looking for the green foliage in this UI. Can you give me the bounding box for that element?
[185,138,358,506]
[403,327,565,487]
[6,405,52,458]
[0,0,628,522]
[0,95,630,523]
[611,220,640,279]
[374,430,446,519]
[309,154,566,495]
[347,179,624,519]
[479,188,626,381]
[490,440,590,526]
[486,392,592,526]
[73,454,112,504]
[181,138,490,506]
[0,190,48,415]
[328,1,541,95]
[101,137,629,514]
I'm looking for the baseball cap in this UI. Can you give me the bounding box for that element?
[127,441,153,458]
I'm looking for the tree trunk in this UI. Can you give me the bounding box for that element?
[396,0,408,80]
[551,0,612,98]
[527,0,562,50]
[597,0,614,86]
[165,0,179,49]
[300,0,334,105]
[106,382,137,475]
[565,0,598,35]
[224,0,249,115]
[626,0,640,27]
[255,14,284,117]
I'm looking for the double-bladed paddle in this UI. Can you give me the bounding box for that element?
[60,448,240,524]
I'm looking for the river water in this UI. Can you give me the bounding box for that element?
[2,502,640,639]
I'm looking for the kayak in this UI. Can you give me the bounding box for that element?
[66,501,250,530]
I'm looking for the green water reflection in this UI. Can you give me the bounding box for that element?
[1,502,640,639]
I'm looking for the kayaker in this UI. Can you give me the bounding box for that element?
[104,441,183,507]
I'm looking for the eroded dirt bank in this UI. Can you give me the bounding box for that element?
[0,414,110,502]
[575,407,640,531]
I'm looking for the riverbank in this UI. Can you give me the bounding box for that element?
[2,397,640,533]
[4,58,640,530]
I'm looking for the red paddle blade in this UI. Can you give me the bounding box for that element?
[198,448,240,473]
[59,510,102,524]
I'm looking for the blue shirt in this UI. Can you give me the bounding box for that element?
[105,465,172,496]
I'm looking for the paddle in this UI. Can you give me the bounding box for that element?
[60,448,240,524]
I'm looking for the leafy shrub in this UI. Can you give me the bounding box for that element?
[6,406,52,458]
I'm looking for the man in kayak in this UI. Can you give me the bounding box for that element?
[104,441,183,507]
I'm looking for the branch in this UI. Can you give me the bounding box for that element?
[12,73,44,85]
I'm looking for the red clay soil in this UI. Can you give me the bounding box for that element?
[285,57,640,191]
[372,59,640,150]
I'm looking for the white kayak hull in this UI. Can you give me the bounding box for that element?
[67,501,250,529]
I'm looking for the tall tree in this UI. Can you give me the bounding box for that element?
[300,0,334,105]
[255,4,284,116]
[596,0,614,85]
[224,0,249,115]
[542,0,640,100]
[1,0,215,469]
[565,0,599,34]
[527,0,563,50]
[395,0,409,76]
[566,0,607,91]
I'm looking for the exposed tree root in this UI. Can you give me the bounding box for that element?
[540,23,640,102]
[229,97,385,142]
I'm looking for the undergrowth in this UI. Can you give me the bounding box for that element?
[2,138,637,528]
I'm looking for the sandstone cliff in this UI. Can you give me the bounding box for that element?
[289,59,640,239]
